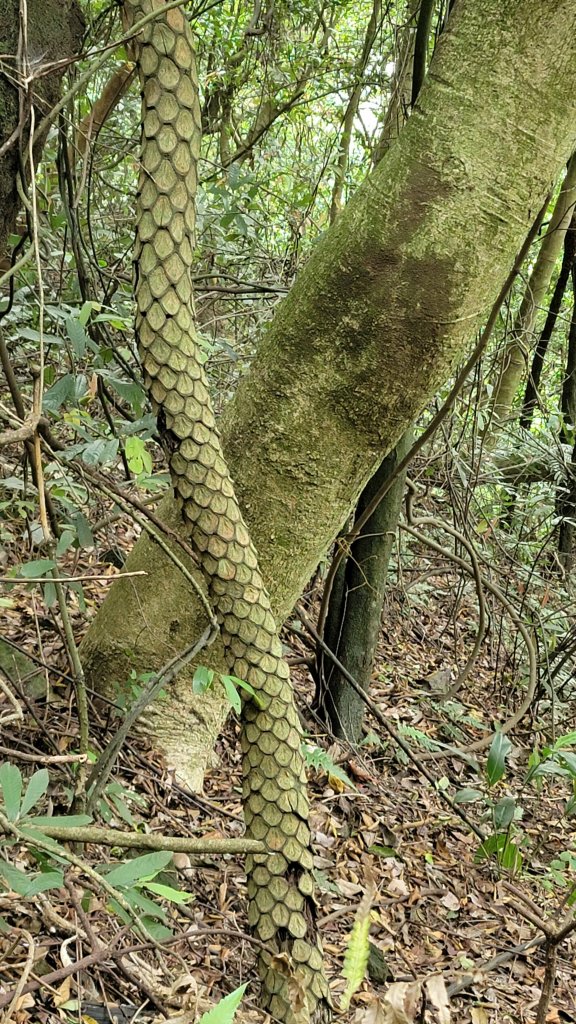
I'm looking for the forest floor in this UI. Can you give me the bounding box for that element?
[1,521,576,1024]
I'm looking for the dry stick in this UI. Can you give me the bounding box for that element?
[0,929,35,1024]
[296,605,486,842]
[85,624,218,813]
[0,571,148,583]
[1,822,265,854]
[0,746,87,764]
[0,923,268,1010]
[316,199,550,640]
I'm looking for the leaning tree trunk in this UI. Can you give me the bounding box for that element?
[123,2,328,1019]
[317,0,433,742]
[81,0,576,787]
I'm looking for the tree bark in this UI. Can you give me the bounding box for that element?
[487,150,576,432]
[520,209,576,429]
[0,0,84,262]
[317,432,412,741]
[81,0,576,787]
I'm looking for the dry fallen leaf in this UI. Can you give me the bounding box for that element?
[425,975,450,1023]
[380,981,422,1023]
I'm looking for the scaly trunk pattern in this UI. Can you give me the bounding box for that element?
[124,1,328,1019]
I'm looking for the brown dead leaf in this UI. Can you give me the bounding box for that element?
[53,977,71,1009]
[470,1010,488,1024]
[425,976,450,1023]
[380,981,422,1023]
[270,952,306,1014]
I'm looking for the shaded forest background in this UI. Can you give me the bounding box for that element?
[2,1,576,1022]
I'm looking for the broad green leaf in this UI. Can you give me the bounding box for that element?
[81,438,119,466]
[144,881,194,904]
[23,870,64,896]
[0,859,32,895]
[66,316,93,358]
[493,796,516,830]
[197,984,248,1024]
[557,751,576,777]
[56,529,75,557]
[0,763,22,820]
[18,559,56,578]
[43,374,77,413]
[27,814,93,828]
[125,436,152,475]
[222,676,241,714]
[552,731,576,750]
[486,732,512,787]
[103,850,173,887]
[193,665,215,694]
[454,788,483,804]
[74,512,94,550]
[20,769,49,817]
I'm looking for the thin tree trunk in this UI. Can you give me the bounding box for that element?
[520,209,576,429]
[329,0,381,222]
[318,0,435,742]
[317,433,412,740]
[487,151,576,432]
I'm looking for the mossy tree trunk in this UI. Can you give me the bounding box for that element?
[317,0,433,743]
[81,0,576,787]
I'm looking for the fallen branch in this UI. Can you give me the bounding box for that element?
[8,822,266,855]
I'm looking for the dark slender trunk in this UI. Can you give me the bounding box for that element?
[317,432,412,741]
[521,211,576,430]
[557,268,576,574]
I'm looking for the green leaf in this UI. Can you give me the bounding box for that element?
[221,675,241,714]
[557,751,576,777]
[221,675,265,709]
[27,814,93,828]
[197,984,248,1024]
[103,850,173,887]
[144,881,194,904]
[24,870,64,896]
[0,762,22,820]
[20,769,49,817]
[193,665,215,694]
[74,512,94,550]
[125,436,153,476]
[81,438,119,466]
[486,731,512,787]
[43,374,77,413]
[454,788,483,804]
[18,559,56,578]
[66,316,94,358]
[493,796,516,830]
